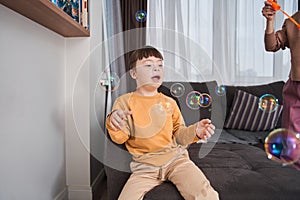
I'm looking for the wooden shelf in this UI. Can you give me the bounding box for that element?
[0,0,90,37]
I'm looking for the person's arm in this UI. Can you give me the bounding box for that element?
[262,1,276,34]
[106,98,132,144]
[170,101,196,145]
[172,101,214,145]
[173,119,196,145]
[262,1,288,51]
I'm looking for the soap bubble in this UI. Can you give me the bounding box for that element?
[186,91,201,110]
[215,85,226,96]
[170,83,185,97]
[135,10,147,22]
[264,128,300,167]
[99,71,120,91]
[199,93,212,108]
[258,94,278,112]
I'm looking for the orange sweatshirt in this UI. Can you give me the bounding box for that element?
[106,92,199,167]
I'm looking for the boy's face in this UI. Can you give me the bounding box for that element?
[130,56,164,90]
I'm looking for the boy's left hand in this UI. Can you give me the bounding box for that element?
[195,119,215,140]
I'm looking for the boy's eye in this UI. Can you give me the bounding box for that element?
[144,64,163,67]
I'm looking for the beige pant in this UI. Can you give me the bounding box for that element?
[118,152,219,200]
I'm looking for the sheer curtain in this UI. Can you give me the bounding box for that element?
[93,0,132,173]
[147,0,298,85]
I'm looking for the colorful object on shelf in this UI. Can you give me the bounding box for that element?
[56,0,79,22]
[267,0,300,30]
[265,128,300,169]
[135,10,147,22]
[170,83,185,97]
[50,0,57,5]
[57,0,64,8]
[99,71,120,91]
[258,94,278,113]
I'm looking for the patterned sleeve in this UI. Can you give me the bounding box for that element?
[172,100,199,145]
[105,97,131,144]
[264,19,289,51]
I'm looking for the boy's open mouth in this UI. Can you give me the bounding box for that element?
[151,75,161,82]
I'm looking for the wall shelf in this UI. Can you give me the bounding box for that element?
[0,0,90,37]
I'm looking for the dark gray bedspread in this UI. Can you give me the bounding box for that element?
[105,129,300,200]
[144,130,300,200]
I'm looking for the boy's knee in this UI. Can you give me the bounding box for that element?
[182,181,219,200]
[189,189,219,200]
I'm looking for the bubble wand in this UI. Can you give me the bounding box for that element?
[267,0,300,30]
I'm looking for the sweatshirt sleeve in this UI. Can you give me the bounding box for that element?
[264,21,289,51]
[105,97,131,144]
[172,101,199,145]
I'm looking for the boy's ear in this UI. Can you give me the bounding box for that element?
[129,69,137,79]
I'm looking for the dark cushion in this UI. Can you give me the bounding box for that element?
[104,166,131,200]
[225,129,270,144]
[224,81,285,127]
[159,81,226,128]
[224,90,283,131]
[103,132,132,200]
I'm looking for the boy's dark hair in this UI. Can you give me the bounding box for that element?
[128,46,163,69]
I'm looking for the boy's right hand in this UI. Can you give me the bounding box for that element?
[262,1,276,21]
[109,110,132,131]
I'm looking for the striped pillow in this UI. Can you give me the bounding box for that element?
[224,90,283,131]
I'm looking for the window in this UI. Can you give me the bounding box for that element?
[147,0,299,84]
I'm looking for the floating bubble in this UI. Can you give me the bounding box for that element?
[215,85,226,96]
[170,83,185,97]
[135,10,147,22]
[186,91,201,110]
[99,71,120,91]
[258,94,278,112]
[264,128,300,167]
[199,93,212,108]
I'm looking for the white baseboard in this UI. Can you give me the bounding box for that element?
[53,169,105,200]
[68,185,93,200]
[54,187,68,200]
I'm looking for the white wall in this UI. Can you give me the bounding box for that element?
[0,4,66,200]
[1,0,107,199]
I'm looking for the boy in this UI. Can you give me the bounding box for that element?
[106,46,219,200]
[262,1,300,134]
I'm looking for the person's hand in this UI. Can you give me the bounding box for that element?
[195,119,215,140]
[262,1,276,21]
[109,110,132,131]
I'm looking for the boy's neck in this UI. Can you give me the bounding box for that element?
[134,87,158,96]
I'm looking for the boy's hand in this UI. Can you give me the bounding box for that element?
[195,119,215,141]
[109,110,132,131]
[262,1,276,21]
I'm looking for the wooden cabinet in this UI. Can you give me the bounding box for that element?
[0,0,90,37]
